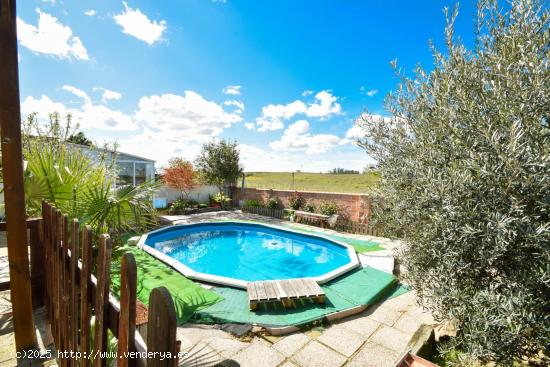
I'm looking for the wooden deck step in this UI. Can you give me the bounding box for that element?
[247,278,325,310]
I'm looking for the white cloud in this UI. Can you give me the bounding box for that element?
[302,90,313,96]
[244,122,255,130]
[360,86,378,97]
[113,2,166,45]
[22,87,139,131]
[84,10,97,17]
[135,91,242,139]
[62,85,91,103]
[94,87,122,103]
[223,100,244,113]
[269,120,345,154]
[222,85,242,95]
[255,90,342,132]
[17,9,89,60]
[21,95,68,117]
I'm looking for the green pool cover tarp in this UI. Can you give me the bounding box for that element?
[110,246,223,324]
[191,266,407,327]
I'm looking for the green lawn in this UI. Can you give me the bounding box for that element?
[240,172,380,194]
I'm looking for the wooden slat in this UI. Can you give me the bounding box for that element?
[54,209,63,354]
[147,287,177,367]
[274,280,288,299]
[293,279,310,297]
[247,282,258,301]
[93,235,113,367]
[69,219,79,367]
[117,253,137,367]
[80,226,93,367]
[62,214,70,367]
[255,281,268,301]
[280,280,298,298]
[265,281,279,300]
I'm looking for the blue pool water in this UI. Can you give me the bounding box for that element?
[144,222,353,282]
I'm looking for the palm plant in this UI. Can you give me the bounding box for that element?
[22,113,158,245]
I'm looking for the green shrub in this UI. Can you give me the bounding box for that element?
[244,199,262,207]
[318,201,339,216]
[288,191,306,210]
[266,196,281,209]
[169,198,188,213]
[198,203,208,209]
[302,201,315,213]
[359,1,550,363]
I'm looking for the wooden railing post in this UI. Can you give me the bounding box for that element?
[117,253,137,367]
[146,287,177,367]
[80,225,93,367]
[0,0,36,351]
[93,234,113,367]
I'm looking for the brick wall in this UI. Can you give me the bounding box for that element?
[231,187,372,223]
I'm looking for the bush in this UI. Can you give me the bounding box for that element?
[302,201,315,213]
[266,196,281,209]
[244,199,262,207]
[198,203,208,209]
[169,198,188,213]
[359,1,550,363]
[318,201,339,216]
[288,191,305,210]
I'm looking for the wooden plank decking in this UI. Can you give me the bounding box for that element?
[247,278,325,310]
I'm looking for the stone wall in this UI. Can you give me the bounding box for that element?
[231,187,372,223]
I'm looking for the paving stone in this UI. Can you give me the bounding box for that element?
[231,339,285,367]
[317,325,364,357]
[177,324,230,346]
[364,303,404,326]
[279,361,298,367]
[393,313,425,334]
[272,332,311,357]
[347,342,401,367]
[206,336,249,358]
[291,341,347,367]
[380,291,417,312]
[336,314,381,340]
[369,326,411,353]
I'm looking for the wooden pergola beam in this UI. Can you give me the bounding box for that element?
[0,0,37,351]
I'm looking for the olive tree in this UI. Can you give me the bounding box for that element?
[358,0,549,364]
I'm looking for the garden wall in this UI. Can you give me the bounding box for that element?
[231,187,372,223]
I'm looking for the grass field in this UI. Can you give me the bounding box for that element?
[240,172,380,194]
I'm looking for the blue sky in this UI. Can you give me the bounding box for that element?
[17,0,476,171]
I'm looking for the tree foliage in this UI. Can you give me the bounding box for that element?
[359,0,549,363]
[194,139,242,195]
[163,157,197,199]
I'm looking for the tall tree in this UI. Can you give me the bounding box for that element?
[359,0,549,364]
[195,139,242,206]
[162,157,197,200]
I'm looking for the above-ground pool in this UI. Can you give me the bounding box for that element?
[138,222,359,288]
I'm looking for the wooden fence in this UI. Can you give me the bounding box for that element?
[241,206,286,219]
[41,201,179,366]
[241,205,378,236]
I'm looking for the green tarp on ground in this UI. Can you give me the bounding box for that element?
[213,218,384,253]
[110,246,223,324]
[191,266,406,327]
